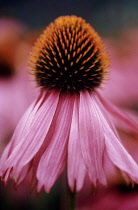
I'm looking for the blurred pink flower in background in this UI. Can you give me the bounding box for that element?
[102,29,138,110]
[0,18,38,154]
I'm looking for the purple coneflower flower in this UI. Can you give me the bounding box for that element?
[0,16,138,193]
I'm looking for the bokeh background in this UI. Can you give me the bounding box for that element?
[0,0,138,209]
[1,0,138,35]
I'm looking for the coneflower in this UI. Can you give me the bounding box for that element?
[0,16,138,204]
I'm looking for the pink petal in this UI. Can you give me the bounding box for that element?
[93,92,120,139]
[37,94,74,193]
[16,163,30,185]
[96,90,138,133]
[0,90,45,165]
[93,96,138,182]
[1,90,59,179]
[67,95,86,192]
[79,91,106,186]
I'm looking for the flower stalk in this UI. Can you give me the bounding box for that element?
[66,184,77,210]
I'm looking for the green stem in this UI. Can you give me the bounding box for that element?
[66,184,77,210]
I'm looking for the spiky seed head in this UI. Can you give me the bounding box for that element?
[29,15,109,93]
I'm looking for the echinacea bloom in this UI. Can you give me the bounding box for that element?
[0,16,138,193]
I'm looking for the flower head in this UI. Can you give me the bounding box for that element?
[0,16,138,193]
[29,16,109,92]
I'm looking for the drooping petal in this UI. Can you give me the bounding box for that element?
[0,90,45,166]
[93,96,138,183]
[37,94,74,193]
[0,90,59,179]
[93,92,120,139]
[15,163,31,185]
[79,91,106,186]
[96,90,138,133]
[68,95,86,192]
